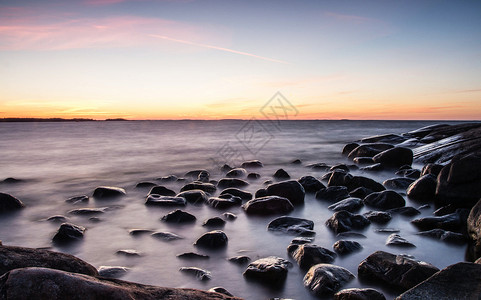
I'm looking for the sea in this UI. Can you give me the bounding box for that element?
[0,120,469,299]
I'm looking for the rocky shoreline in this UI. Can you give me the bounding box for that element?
[1,122,480,299]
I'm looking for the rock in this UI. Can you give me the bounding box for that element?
[179,267,212,280]
[1,177,22,184]
[145,195,186,206]
[342,143,359,155]
[177,252,210,260]
[68,208,106,216]
[0,244,98,276]
[433,204,456,216]
[353,157,374,165]
[386,234,415,247]
[157,174,178,182]
[151,231,183,241]
[0,193,25,212]
[361,133,407,144]
[217,178,249,189]
[328,198,363,213]
[396,262,481,300]
[363,190,405,210]
[65,195,89,204]
[468,198,481,259]
[98,266,129,278]
[332,240,362,255]
[203,217,226,227]
[349,187,373,199]
[220,188,252,200]
[180,182,216,194]
[184,169,209,179]
[148,185,176,196]
[375,228,400,234]
[255,188,267,198]
[222,212,237,220]
[406,174,437,201]
[194,230,228,248]
[268,216,314,235]
[0,267,240,299]
[243,196,294,215]
[411,209,469,232]
[47,215,69,223]
[241,160,263,168]
[373,147,413,168]
[207,196,242,209]
[209,287,233,297]
[316,186,350,203]
[247,173,260,180]
[417,229,466,244]
[303,264,355,296]
[291,237,315,245]
[92,186,126,199]
[330,164,350,172]
[328,170,352,187]
[308,162,330,171]
[197,170,210,182]
[243,256,291,285]
[358,251,439,292]
[221,164,233,172]
[291,158,302,164]
[225,168,247,178]
[116,249,142,256]
[348,143,394,160]
[334,288,386,300]
[421,163,443,176]
[265,180,305,205]
[52,223,85,243]
[161,209,196,223]
[383,178,415,190]
[177,190,208,204]
[288,244,337,269]
[337,232,367,239]
[346,176,385,192]
[360,163,385,172]
[128,229,154,236]
[387,206,421,217]
[228,256,251,265]
[298,176,325,193]
[396,168,421,179]
[135,181,157,188]
[326,211,370,234]
[273,169,290,180]
[363,211,392,224]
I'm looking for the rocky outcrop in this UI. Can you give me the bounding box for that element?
[303,264,355,296]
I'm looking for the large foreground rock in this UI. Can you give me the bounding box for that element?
[243,256,291,285]
[0,267,240,300]
[265,180,305,205]
[0,193,25,212]
[303,264,355,296]
[0,245,98,276]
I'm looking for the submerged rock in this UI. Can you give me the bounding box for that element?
[316,186,350,203]
[194,230,228,248]
[179,267,212,281]
[148,185,176,196]
[219,188,252,200]
[98,266,129,278]
[298,176,325,193]
[243,196,294,215]
[243,256,291,285]
[303,264,355,296]
[363,190,405,210]
[265,180,305,205]
[92,186,126,199]
[177,252,210,260]
[228,256,251,265]
[226,168,247,178]
[268,216,314,235]
[411,209,469,232]
[65,195,89,204]
[68,208,106,216]
[0,193,25,212]
[176,190,208,204]
[217,178,249,189]
[135,182,157,188]
[288,244,337,269]
[383,178,415,190]
[332,240,362,255]
[180,182,216,194]
[52,223,85,244]
[161,209,196,223]
[207,196,242,209]
[326,211,370,234]
[116,249,142,257]
[145,195,186,207]
[151,231,183,241]
[241,160,263,168]
[203,217,226,228]
[417,229,466,244]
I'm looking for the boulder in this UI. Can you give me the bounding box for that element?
[467,198,481,260]
[342,143,359,155]
[353,157,374,165]
[363,190,405,210]
[219,188,252,200]
[417,229,466,244]
[383,178,415,190]
[330,164,350,172]
[288,244,337,269]
[267,216,314,235]
[243,256,291,285]
[358,251,439,292]
[161,210,196,223]
[151,232,183,241]
[180,182,216,194]
[328,171,352,187]
[148,186,176,196]
[334,288,386,300]
[363,211,392,224]
[145,195,186,207]
[217,178,249,189]
[328,198,363,213]
[298,176,325,193]
[326,211,370,234]
[65,195,89,204]
[316,186,350,203]
[194,230,228,248]
[373,147,413,168]
[241,160,263,168]
[273,169,290,180]
[243,196,294,215]
[226,168,247,178]
[206,196,242,209]
[184,169,209,179]
[98,266,129,278]
[395,168,421,179]
[247,173,260,180]
[411,209,469,232]
[332,240,362,255]
[265,180,305,205]
[52,223,85,243]
[176,252,210,260]
[176,190,208,204]
[348,143,394,160]
[179,267,212,281]
[92,186,126,199]
[346,176,385,192]
[203,217,226,228]
[421,163,443,176]
[386,234,415,248]
[135,182,157,188]
[349,187,373,199]
[0,193,25,212]
[406,174,437,201]
[228,256,251,265]
[303,264,355,296]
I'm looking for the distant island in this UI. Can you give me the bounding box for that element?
[0,118,128,122]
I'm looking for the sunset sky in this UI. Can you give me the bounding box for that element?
[1,0,480,120]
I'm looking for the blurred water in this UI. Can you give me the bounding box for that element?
[0,120,467,299]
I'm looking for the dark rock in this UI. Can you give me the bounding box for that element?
[0,244,98,276]
[417,229,466,244]
[207,196,242,209]
[184,169,209,179]
[288,244,336,269]
[241,160,263,168]
[291,237,315,245]
[194,230,228,248]
[203,217,226,227]
[255,188,267,198]
[332,240,362,255]
[161,209,196,223]
[395,168,421,179]
[298,176,325,193]
[468,198,481,260]
[267,216,314,235]
[47,215,69,223]
[148,185,176,196]
[145,195,186,206]
[180,182,216,194]
[329,164,349,172]
[209,287,233,297]
[373,147,413,168]
[217,178,249,189]
[98,266,129,278]
[334,288,386,300]
[363,190,405,210]
[383,178,415,190]
[220,188,252,200]
[353,157,374,165]
[374,228,400,234]
[0,193,25,212]
[265,180,305,205]
[221,164,233,173]
[342,143,359,155]
[363,211,392,224]
[92,186,126,199]
[273,169,290,180]
[396,262,481,300]
[135,181,157,188]
[387,206,421,217]
[404,123,450,139]
[418,204,430,210]
[303,264,355,296]
[156,174,178,182]
[308,162,330,171]
[65,195,89,204]
[358,251,439,292]
[228,256,251,265]
[247,173,260,180]
[0,267,239,299]
[348,143,394,160]
[116,249,142,256]
[128,229,153,236]
[406,174,437,201]
[326,211,370,234]
[337,232,367,239]
[349,187,373,199]
[291,159,302,165]
[328,170,352,187]
[179,267,212,280]
[89,217,101,223]
[328,198,363,212]
[347,176,385,192]
[386,234,415,248]
[151,231,183,241]
[421,163,443,176]
[197,170,210,183]
[243,196,294,215]
[360,163,385,172]
[433,204,456,216]
[411,209,469,232]
[1,177,22,184]
[52,223,85,243]
[222,212,237,220]
[243,256,291,285]
[316,186,349,203]
[177,190,208,204]
[177,252,210,260]
[361,133,407,144]
[68,208,106,216]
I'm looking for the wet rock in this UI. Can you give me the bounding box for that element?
[177,190,208,204]
[291,237,315,245]
[1,177,22,184]
[273,169,290,180]
[298,176,325,193]
[0,193,25,212]
[197,170,210,182]
[47,215,69,223]
[396,262,481,300]
[361,133,407,144]
[468,198,481,259]
[363,211,392,224]
[337,232,367,239]
[411,209,469,232]
[207,196,242,209]
[342,143,359,156]
[220,188,252,200]
[347,176,385,192]
[349,187,373,199]
[209,287,233,297]
[228,256,251,265]
[145,195,186,206]
[373,147,413,168]
[348,143,394,160]
[177,252,210,260]
[265,180,305,205]
[375,228,400,234]
[386,234,415,248]
[332,240,362,255]
[151,231,183,241]
[184,169,209,179]
[291,159,302,164]
[360,163,385,172]
[243,256,291,285]
[0,267,239,300]
[268,216,314,235]
[363,190,405,210]
[203,217,226,227]
[157,174,178,182]
[180,182,216,194]
[223,212,237,220]
[328,170,352,187]
[303,264,355,296]
[135,181,157,188]
[255,188,267,198]
[92,186,126,199]
[128,229,154,236]
[148,185,176,196]
[358,251,439,292]
[52,223,85,243]
[328,198,363,213]
[247,173,261,180]
[421,163,443,176]
[326,211,370,234]
[308,162,330,171]
[417,229,466,244]
[116,249,142,257]
[383,178,415,190]
[330,164,350,172]
[217,178,249,189]
[387,206,421,217]
[179,267,212,280]
[65,195,89,204]
[221,164,233,173]
[334,288,386,300]
[68,208,106,216]
[395,168,421,179]
[353,157,374,165]
[98,266,129,278]
[161,209,196,223]
[0,244,98,276]
[316,186,350,203]
[406,174,437,201]
[241,160,263,168]
[288,244,336,269]
[194,230,228,248]
[433,204,456,216]
[243,196,294,215]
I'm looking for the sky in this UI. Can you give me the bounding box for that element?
[1,0,480,120]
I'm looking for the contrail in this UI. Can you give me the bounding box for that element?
[149,34,290,65]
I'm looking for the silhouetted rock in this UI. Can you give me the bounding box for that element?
[417,228,466,244]
[135,181,157,188]
[194,230,228,248]
[161,209,196,223]
[342,143,359,155]
[361,133,407,144]
[148,185,176,196]
[332,240,362,255]
[288,244,336,269]
[243,196,294,215]
[265,180,305,205]
[52,223,85,243]
[273,169,290,180]
[241,160,263,168]
[363,190,405,210]
[316,186,349,203]
[247,173,261,180]
[303,264,355,296]
[373,147,413,168]
[334,288,386,300]
[0,193,25,212]
[411,209,469,232]
[347,176,385,192]
[203,217,226,228]
[298,175,325,193]
[326,211,370,234]
[92,186,126,199]
[243,256,291,285]
[407,174,437,201]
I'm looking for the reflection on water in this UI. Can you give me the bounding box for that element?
[0,120,467,299]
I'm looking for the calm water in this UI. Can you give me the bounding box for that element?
[0,120,468,299]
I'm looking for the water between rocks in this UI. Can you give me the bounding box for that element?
[0,120,469,299]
